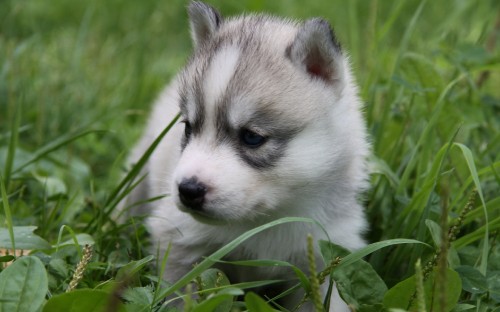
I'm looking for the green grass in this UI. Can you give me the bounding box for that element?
[1,0,500,311]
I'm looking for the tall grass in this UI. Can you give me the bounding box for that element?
[1,0,499,311]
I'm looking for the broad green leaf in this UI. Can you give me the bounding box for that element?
[198,268,230,290]
[43,289,126,312]
[487,271,500,302]
[358,304,385,312]
[320,239,430,271]
[0,256,48,312]
[453,304,477,311]
[244,292,278,312]
[192,288,241,312]
[122,285,154,312]
[122,285,154,305]
[0,226,51,250]
[33,172,67,197]
[0,255,14,263]
[455,266,488,294]
[195,269,232,312]
[335,261,387,307]
[383,268,461,311]
[320,238,428,306]
[320,241,387,307]
[124,303,151,312]
[48,258,70,279]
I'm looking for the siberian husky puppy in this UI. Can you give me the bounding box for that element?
[123,1,370,310]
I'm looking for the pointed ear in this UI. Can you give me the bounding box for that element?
[188,1,222,48]
[287,18,344,85]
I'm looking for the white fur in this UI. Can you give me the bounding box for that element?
[123,2,369,311]
[172,141,265,221]
[204,45,240,112]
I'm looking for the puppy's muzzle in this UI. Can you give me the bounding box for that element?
[178,177,207,211]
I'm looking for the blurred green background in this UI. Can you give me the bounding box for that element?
[2,0,498,161]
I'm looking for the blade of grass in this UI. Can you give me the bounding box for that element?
[72,4,95,71]
[87,114,180,232]
[449,161,500,213]
[453,216,500,249]
[0,174,15,253]
[362,1,406,99]
[394,143,450,236]
[334,238,431,271]
[396,75,464,195]
[103,173,150,220]
[151,243,171,311]
[391,0,426,78]
[154,217,319,303]
[195,280,285,297]
[3,101,20,190]
[453,143,489,275]
[13,129,105,173]
[55,225,85,258]
[214,259,311,292]
[272,238,432,307]
[462,197,500,226]
[406,129,460,267]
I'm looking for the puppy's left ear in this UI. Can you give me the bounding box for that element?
[188,1,223,48]
[287,18,344,86]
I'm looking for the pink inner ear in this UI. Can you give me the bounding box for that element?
[307,62,331,82]
[307,63,324,78]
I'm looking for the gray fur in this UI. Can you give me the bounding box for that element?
[188,1,222,47]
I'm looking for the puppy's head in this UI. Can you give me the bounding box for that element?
[171,2,364,223]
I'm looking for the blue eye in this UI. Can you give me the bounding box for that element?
[183,121,192,139]
[241,129,266,147]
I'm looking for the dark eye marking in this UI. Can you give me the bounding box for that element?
[240,129,267,148]
[183,120,193,139]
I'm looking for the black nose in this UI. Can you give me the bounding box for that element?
[178,178,207,210]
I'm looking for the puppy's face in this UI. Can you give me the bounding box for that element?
[170,43,343,223]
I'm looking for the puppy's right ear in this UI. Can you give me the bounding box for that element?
[188,1,222,47]
[287,18,344,86]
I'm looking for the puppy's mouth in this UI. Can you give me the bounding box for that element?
[177,203,227,225]
[190,210,227,225]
